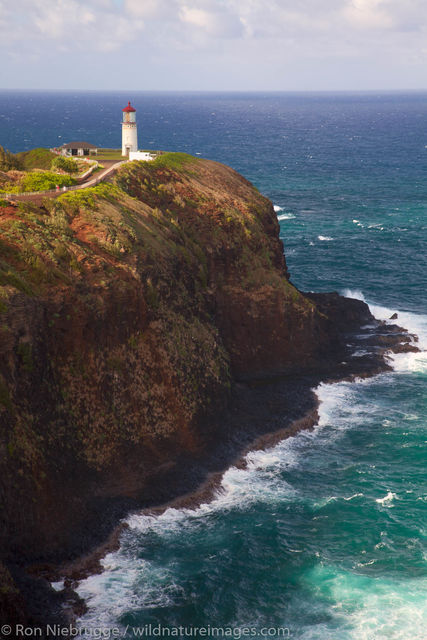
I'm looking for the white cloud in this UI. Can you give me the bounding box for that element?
[0,0,144,52]
[179,4,244,37]
[125,0,178,19]
[0,0,426,88]
[180,7,216,30]
[343,0,394,29]
[2,1,426,50]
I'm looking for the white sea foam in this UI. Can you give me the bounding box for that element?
[277,212,295,220]
[341,289,427,374]
[77,558,181,628]
[76,391,357,629]
[376,491,397,506]
[368,223,385,230]
[318,235,334,241]
[313,496,337,509]
[343,493,364,501]
[352,349,370,357]
[75,437,304,628]
[341,289,366,302]
[299,565,427,640]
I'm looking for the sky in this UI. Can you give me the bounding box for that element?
[1,0,427,91]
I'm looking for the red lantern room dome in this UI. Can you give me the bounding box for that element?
[122,101,136,113]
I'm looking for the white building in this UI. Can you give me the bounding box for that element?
[129,151,155,162]
[122,101,138,156]
[60,141,98,157]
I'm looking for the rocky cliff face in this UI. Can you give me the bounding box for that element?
[0,153,384,622]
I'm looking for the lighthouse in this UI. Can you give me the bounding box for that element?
[122,101,138,156]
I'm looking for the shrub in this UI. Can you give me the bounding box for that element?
[20,171,75,193]
[51,156,78,174]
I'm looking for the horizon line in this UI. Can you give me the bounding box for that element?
[1,88,427,94]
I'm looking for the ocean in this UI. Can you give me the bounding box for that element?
[2,91,426,639]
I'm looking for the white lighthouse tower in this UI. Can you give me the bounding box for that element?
[122,101,138,156]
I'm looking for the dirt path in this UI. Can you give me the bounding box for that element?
[5,159,126,204]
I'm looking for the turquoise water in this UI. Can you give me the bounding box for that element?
[2,92,425,638]
[75,329,427,639]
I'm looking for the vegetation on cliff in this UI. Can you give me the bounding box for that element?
[0,153,338,618]
[0,149,85,194]
[15,148,57,171]
[0,171,76,193]
[0,146,22,172]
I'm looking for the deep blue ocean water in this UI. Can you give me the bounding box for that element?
[1,92,426,639]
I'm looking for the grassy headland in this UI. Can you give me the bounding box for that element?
[0,151,391,628]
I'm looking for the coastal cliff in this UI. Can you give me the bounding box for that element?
[0,153,414,625]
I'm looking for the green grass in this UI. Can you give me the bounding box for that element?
[97,149,124,161]
[16,148,57,171]
[98,148,161,161]
[151,152,197,171]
